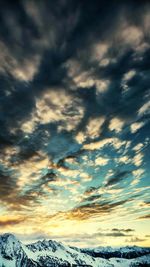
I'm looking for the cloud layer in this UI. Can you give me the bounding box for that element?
[0,0,150,247]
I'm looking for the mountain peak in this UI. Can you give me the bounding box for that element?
[0,233,20,246]
[0,233,18,240]
[0,233,22,260]
[0,233,150,267]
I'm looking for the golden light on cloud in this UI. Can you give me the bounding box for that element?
[92,42,108,61]
[86,116,105,139]
[83,137,128,151]
[109,117,125,133]
[21,88,84,133]
[122,26,143,47]
[95,156,109,166]
[130,122,145,133]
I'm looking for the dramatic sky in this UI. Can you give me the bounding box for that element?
[0,0,150,247]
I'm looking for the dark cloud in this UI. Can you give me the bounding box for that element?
[142,201,150,207]
[81,194,101,203]
[0,0,149,147]
[96,232,130,237]
[126,237,146,243]
[0,167,56,211]
[65,198,133,220]
[95,228,134,237]
[112,228,135,233]
[17,228,134,244]
[0,170,16,199]
[138,214,150,220]
[84,186,100,196]
[105,170,132,187]
[40,171,57,183]
[0,218,25,227]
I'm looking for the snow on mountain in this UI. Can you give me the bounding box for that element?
[81,245,150,259]
[0,233,149,267]
[0,233,39,267]
[26,239,112,266]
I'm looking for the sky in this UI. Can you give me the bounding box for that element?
[0,0,150,248]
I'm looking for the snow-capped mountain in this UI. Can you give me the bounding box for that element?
[0,233,150,267]
[81,245,150,259]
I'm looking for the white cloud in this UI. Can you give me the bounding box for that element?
[83,137,127,151]
[123,70,136,81]
[75,131,86,144]
[74,74,95,88]
[96,79,110,93]
[121,26,143,47]
[122,70,136,92]
[133,169,145,179]
[21,89,84,133]
[92,42,108,61]
[133,143,144,152]
[138,101,150,116]
[131,169,145,186]
[16,152,50,189]
[12,56,41,82]
[109,117,125,133]
[133,153,144,167]
[80,172,92,182]
[117,155,130,164]
[95,157,109,166]
[86,117,105,139]
[0,41,41,82]
[72,70,110,94]
[130,122,145,133]
[99,58,110,67]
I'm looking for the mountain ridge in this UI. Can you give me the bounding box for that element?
[0,233,150,267]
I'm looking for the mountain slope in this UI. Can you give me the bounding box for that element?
[81,245,150,259]
[0,233,149,267]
